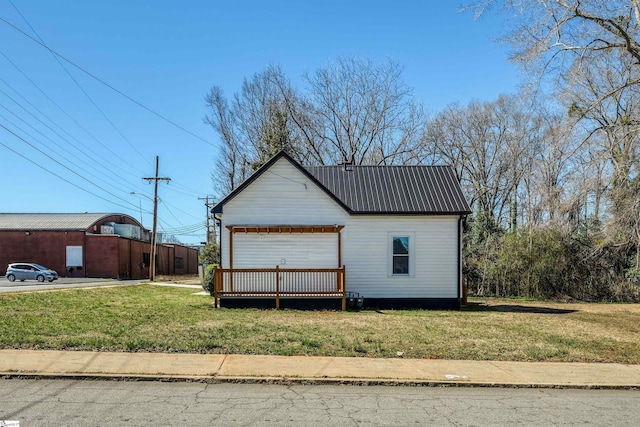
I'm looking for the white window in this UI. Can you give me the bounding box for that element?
[389,234,413,276]
[66,246,83,267]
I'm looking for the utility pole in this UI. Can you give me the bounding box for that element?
[143,156,170,281]
[198,195,216,243]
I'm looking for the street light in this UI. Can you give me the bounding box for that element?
[129,192,152,225]
[130,191,154,201]
[130,191,158,280]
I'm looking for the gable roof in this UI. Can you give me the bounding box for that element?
[0,213,138,231]
[211,151,351,214]
[212,151,471,215]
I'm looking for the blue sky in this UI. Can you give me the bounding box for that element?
[0,1,520,244]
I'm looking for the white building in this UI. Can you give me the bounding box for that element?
[212,151,471,310]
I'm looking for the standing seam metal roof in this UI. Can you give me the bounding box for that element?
[304,164,471,214]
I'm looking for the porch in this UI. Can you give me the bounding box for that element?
[213,266,346,310]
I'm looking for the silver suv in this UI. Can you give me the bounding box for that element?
[5,263,58,283]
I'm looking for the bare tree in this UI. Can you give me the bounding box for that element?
[302,57,425,165]
[562,52,640,256]
[424,94,546,230]
[468,1,640,112]
[204,86,246,194]
[466,0,640,287]
[232,65,302,169]
[204,66,302,195]
[205,57,427,189]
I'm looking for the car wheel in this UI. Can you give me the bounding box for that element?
[48,278,54,282]
[37,275,45,282]
[7,274,15,282]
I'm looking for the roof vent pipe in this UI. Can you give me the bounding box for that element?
[341,157,354,171]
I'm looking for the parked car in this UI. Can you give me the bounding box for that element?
[5,263,58,283]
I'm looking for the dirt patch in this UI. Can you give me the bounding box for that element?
[477,298,640,314]
[154,275,200,285]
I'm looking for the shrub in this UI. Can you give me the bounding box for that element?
[199,243,220,265]
[202,264,219,296]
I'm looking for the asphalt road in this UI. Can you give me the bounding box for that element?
[1,379,639,426]
[0,277,144,293]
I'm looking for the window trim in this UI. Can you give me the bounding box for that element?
[388,232,415,277]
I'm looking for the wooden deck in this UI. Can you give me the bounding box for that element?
[213,266,346,310]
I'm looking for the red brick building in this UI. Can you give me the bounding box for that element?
[0,213,198,279]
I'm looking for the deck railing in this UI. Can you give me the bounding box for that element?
[213,266,346,310]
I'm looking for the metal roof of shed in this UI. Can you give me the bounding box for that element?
[0,213,127,231]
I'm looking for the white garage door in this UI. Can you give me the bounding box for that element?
[233,233,338,268]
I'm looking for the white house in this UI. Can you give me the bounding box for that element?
[211,151,471,310]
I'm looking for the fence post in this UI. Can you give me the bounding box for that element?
[275,265,280,310]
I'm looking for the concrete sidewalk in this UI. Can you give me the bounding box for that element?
[1,350,639,388]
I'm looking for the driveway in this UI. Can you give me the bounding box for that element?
[0,277,145,293]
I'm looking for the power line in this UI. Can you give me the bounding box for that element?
[166,178,209,196]
[0,110,146,195]
[8,0,152,167]
[161,224,206,234]
[0,16,216,148]
[0,14,211,237]
[0,138,152,213]
[162,185,207,198]
[161,199,186,227]
[158,218,206,234]
[0,84,151,194]
[0,51,148,177]
[160,199,202,221]
[0,122,144,211]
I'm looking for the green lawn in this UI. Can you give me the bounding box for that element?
[1,284,639,363]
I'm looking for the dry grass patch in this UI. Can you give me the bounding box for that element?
[153,274,201,285]
[0,287,639,362]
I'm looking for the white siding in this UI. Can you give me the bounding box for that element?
[342,216,459,298]
[233,233,338,268]
[219,157,460,299]
[223,158,347,225]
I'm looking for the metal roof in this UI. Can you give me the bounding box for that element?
[305,165,471,214]
[212,151,471,215]
[0,213,128,231]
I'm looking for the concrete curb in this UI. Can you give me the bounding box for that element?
[1,350,640,390]
[1,372,638,390]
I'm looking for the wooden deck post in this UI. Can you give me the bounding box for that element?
[213,266,219,308]
[275,265,280,309]
[340,266,346,311]
[226,226,234,292]
[337,230,342,266]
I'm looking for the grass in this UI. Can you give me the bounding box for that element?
[1,284,639,363]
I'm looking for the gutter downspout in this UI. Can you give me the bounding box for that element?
[458,215,468,309]
[213,213,222,265]
[457,215,463,308]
